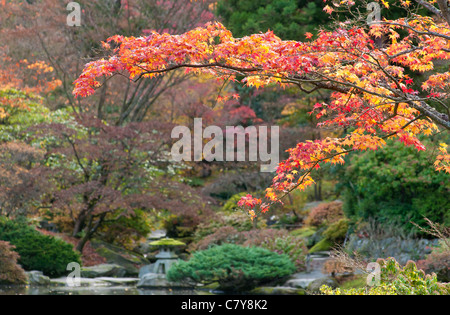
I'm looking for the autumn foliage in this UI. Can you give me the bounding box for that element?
[72,0,450,220]
[0,240,27,285]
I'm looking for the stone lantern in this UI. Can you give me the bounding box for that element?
[147,238,185,274]
[137,238,191,289]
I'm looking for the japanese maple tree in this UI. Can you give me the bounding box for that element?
[72,0,450,220]
[29,114,212,252]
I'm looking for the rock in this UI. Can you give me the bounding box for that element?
[138,265,153,278]
[136,272,192,289]
[308,227,327,248]
[90,240,149,276]
[285,278,317,289]
[80,264,127,278]
[345,234,438,264]
[307,277,339,293]
[26,271,51,286]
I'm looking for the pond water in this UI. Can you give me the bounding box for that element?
[0,285,205,295]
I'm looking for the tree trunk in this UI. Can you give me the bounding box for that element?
[76,213,106,253]
[76,231,90,253]
[72,214,86,237]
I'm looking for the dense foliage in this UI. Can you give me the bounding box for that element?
[0,240,27,285]
[0,217,81,277]
[321,257,450,295]
[0,0,449,296]
[167,243,296,292]
[216,0,330,40]
[339,138,450,231]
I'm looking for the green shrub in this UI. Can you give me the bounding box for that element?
[257,235,308,271]
[338,138,450,232]
[0,240,27,285]
[0,217,81,277]
[187,227,307,271]
[167,244,296,292]
[320,257,450,295]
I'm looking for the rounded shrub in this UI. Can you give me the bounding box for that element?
[305,201,344,227]
[167,243,296,292]
[0,217,81,277]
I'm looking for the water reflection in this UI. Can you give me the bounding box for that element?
[0,285,202,295]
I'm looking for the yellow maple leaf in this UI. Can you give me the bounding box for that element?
[323,5,334,14]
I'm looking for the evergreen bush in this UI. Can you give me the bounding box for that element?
[167,243,296,292]
[0,217,81,277]
[338,139,450,232]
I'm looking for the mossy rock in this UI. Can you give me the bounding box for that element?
[308,226,327,248]
[309,238,333,254]
[90,240,149,276]
[322,219,349,242]
[80,264,128,278]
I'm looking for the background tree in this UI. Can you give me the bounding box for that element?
[337,137,450,232]
[0,0,216,124]
[216,0,330,41]
[215,0,343,203]
[28,113,212,252]
[0,142,44,218]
